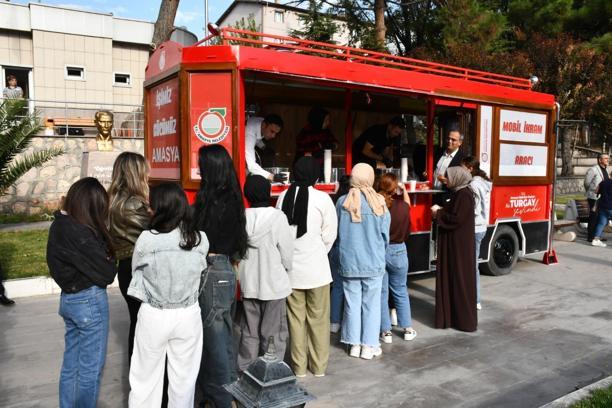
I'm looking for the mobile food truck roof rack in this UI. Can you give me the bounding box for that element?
[198,27,533,91]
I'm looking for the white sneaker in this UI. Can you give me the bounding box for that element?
[380,331,393,344]
[360,345,382,360]
[403,328,417,341]
[476,303,482,310]
[330,323,340,333]
[349,345,361,358]
[592,238,607,247]
[390,308,398,326]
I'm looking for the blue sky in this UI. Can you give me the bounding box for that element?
[12,0,235,39]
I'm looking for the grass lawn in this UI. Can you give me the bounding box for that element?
[571,384,612,408]
[0,212,54,224]
[0,230,49,279]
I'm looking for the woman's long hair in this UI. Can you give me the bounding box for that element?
[376,173,399,209]
[108,152,149,214]
[193,145,248,261]
[461,156,491,181]
[63,177,114,257]
[149,182,201,250]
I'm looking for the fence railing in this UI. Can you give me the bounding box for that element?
[199,27,533,90]
[9,99,144,139]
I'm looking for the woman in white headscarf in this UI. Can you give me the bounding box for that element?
[432,166,477,332]
[335,163,390,360]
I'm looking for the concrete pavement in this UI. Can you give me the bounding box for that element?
[1,239,611,407]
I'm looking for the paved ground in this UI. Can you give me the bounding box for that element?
[1,238,611,408]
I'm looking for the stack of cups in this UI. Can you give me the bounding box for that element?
[324,149,332,183]
[400,158,408,183]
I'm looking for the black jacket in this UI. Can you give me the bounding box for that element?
[47,211,117,293]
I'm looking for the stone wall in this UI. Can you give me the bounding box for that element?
[1,136,144,214]
[556,176,585,196]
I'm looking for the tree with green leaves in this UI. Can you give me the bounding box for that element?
[291,0,338,43]
[0,100,64,195]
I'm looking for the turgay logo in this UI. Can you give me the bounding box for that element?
[194,108,230,143]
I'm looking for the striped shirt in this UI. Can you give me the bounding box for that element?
[2,86,23,99]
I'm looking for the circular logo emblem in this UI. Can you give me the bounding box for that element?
[194,108,230,144]
[199,111,224,138]
[481,152,489,163]
[158,50,166,71]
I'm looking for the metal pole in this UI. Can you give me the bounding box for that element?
[204,0,209,44]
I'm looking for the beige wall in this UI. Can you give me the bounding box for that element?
[31,30,113,105]
[111,42,148,106]
[0,30,33,66]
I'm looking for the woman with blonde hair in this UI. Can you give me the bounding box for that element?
[108,151,151,359]
[376,173,417,344]
[336,163,390,360]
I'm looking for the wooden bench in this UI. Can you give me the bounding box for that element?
[45,117,96,127]
[553,219,578,230]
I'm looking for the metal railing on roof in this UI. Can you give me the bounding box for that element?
[198,27,533,91]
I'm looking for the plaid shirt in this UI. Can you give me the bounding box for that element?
[2,86,23,99]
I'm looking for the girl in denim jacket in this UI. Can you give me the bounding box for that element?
[128,183,209,408]
[336,163,390,360]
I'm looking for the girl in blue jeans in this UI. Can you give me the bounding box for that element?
[377,173,417,343]
[336,163,390,360]
[192,145,249,408]
[46,178,117,408]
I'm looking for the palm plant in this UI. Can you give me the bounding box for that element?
[0,99,64,195]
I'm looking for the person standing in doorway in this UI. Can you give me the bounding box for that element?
[584,153,609,242]
[3,75,23,99]
[193,144,248,408]
[108,152,151,360]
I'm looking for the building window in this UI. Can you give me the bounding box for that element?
[65,65,85,81]
[274,10,284,23]
[113,72,132,87]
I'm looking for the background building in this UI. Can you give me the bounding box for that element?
[216,0,349,44]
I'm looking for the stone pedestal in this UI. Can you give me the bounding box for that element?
[81,150,120,189]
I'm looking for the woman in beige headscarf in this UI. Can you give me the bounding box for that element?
[432,166,477,332]
[335,163,391,360]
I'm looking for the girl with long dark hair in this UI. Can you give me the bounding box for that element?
[193,144,248,408]
[47,177,117,408]
[128,182,208,407]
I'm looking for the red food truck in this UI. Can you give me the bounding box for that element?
[143,27,558,276]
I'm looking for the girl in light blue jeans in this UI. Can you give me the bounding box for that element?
[377,174,416,343]
[336,164,390,360]
[47,178,117,408]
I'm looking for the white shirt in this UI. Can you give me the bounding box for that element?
[245,117,271,179]
[434,148,459,189]
[276,187,338,290]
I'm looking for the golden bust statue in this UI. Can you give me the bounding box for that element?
[95,110,114,151]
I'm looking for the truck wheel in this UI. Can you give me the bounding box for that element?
[480,225,519,276]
